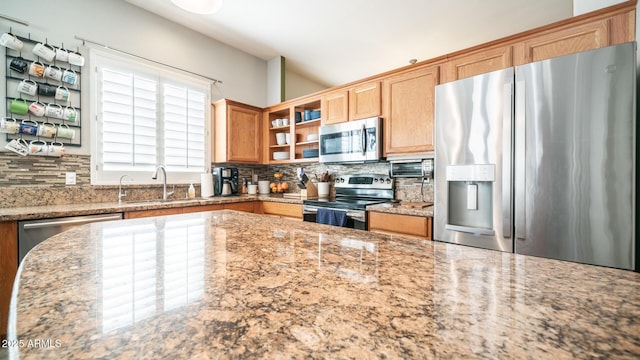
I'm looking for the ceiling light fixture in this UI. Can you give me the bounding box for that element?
[170,0,222,14]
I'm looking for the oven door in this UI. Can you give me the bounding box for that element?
[302,205,367,230]
[319,117,381,163]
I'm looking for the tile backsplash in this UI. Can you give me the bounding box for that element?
[0,152,433,208]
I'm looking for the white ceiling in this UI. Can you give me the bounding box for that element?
[125,0,574,87]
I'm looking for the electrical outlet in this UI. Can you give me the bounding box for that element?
[65,172,76,185]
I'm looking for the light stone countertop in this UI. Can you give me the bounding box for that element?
[0,195,300,222]
[7,210,640,359]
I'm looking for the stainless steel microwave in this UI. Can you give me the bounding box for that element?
[319,117,382,163]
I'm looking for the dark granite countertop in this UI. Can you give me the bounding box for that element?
[8,210,640,359]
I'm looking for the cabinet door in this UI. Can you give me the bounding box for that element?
[224,201,254,213]
[382,66,439,156]
[368,212,432,240]
[0,221,17,339]
[124,208,183,219]
[255,202,302,219]
[349,81,381,120]
[321,90,349,125]
[442,46,513,83]
[514,19,610,65]
[227,104,262,163]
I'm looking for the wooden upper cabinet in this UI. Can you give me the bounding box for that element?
[321,89,349,125]
[349,81,381,120]
[382,65,439,157]
[213,99,262,164]
[442,46,513,83]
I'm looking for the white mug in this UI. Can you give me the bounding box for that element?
[29,140,49,156]
[4,138,29,156]
[45,65,62,82]
[38,122,57,138]
[62,68,77,85]
[28,101,46,117]
[17,79,38,96]
[0,118,20,134]
[55,47,69,62]
[47,142,65,157]
[32,43,56,62]
[45,103,64,119]
[63,106,77,122]
[0,33,23,51]
[28,61,45,78]
[68,52,85,67]
[54,86,70,102]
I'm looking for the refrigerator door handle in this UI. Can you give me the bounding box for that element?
[514,79,526,240]
[502,82,513,238]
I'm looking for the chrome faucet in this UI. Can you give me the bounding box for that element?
[118,175,133,203]
[152,165,175,201]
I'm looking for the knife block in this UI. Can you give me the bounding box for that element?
[300,181,318,199]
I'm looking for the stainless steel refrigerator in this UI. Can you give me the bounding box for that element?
[434,42,637,271]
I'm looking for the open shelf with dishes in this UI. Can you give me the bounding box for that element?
[264,97,321,163]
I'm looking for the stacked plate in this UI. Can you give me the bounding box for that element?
[273,151,289,160]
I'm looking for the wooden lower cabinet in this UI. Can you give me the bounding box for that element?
[368,212,432,240]
[223,202,254,213]
[255,202,302,220]
[0,221,18,340]
[182,204,224,214]
[124,207,183,219]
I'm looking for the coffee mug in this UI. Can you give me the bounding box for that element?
[48,142,65,157]
[10,99,29,115]
[28,101,46,117]
[0,33,23,51]
[282,118,290,126]
[28,61,45,78]
[55,47,69,62]
[19,120,39,136]
[4,138,29,156]
[32,42,56,62]
[45,103,64,119]
[29,140,48,156]
[63,106,77,122]
[68,52,85,67]
[54,86,70,102]
[45,65,62,81]
[9,58,28,73]
[37,84,57,97]
[56,124,75,139]
[38,122,57,138]
[62,68,77,85]
[17,79,38,96]
[0,118,20,134]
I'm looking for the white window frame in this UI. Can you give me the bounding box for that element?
[90,48,211,185]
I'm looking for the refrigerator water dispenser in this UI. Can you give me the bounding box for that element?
[445,164,495,235]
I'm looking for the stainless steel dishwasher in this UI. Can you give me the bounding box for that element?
[18,213,123,263]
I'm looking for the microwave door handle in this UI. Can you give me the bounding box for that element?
[361,124,366,155]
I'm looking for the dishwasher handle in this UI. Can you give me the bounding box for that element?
[22,214,123,230]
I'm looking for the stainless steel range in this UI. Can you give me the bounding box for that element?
[302,174,394,229]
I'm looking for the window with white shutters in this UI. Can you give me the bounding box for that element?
[91,49,210,185]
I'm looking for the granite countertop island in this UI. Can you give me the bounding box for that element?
[8,210,640,359]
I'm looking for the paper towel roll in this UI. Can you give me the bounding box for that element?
[200,173,214,198]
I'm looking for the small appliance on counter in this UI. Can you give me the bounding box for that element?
[213,167,239,196]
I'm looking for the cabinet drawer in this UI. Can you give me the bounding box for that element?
[368,212,432,240]
[258,202,302,219]
[124,208,183,219]
[182,204,224,214]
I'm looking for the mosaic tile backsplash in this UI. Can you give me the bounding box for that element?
[0,153,433,208]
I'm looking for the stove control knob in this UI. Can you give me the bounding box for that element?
[374,178,379,183]
[385,178,391,184]
[379,178,385,183]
